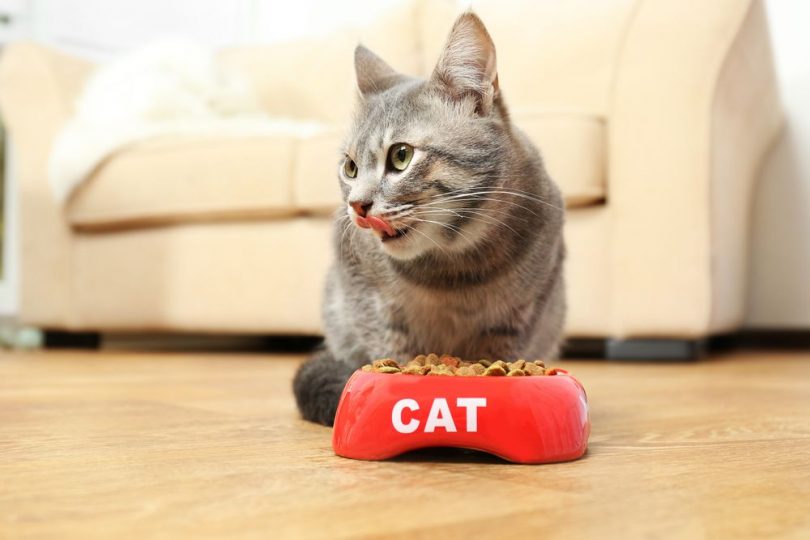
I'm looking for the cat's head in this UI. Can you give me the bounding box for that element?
[339,13,512,261]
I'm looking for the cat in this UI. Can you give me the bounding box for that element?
[293,12,566,426]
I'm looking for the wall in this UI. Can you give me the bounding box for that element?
[19,0,404,60]
[746,0,810,328]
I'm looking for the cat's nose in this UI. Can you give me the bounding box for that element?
[350,200,373,218]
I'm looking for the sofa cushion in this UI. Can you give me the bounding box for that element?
[67,136,299,229]
[68,112,605,230]
[512,109,606,208]
[218,0,424,126]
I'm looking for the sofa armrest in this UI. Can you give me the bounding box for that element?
[0,41,94,137]
[0,42,95,328]
[607,0,782,338]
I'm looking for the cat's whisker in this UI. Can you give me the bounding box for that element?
[476,184,557,199]
[406,224,449,256]
[337,212,361,254]
[409,216,477,246]
[426,183,555,203]
[349,223,360,255]
[422,190,533,206]
[419,195,542,218]
[416,208,520,234]
[383,208,415,221]
[414,207,521,235]
[436,194,550,216]
[338,219,354,252]
[381,203,414,217]
[423,189,563,213]
[415,203,523,221]
[391,202,415,210]
[424,184,562,208]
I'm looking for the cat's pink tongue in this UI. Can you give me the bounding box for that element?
[364,216,396,237]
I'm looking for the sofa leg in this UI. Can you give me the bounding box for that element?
[561,339,607,359]
[605,339,706,361]
[563,338,707,360]
[262,335,323,353]
[43,330,101,349]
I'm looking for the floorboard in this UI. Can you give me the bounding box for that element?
[1,350,808,539]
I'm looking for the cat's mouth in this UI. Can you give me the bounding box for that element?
[357,214,413,243]
[380,226,412,243]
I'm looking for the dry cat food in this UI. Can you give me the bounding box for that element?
[361,354,559,377]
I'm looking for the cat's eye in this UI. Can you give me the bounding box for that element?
[343,157,358,178]
[388,143,414,171]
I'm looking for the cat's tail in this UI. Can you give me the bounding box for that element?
[293,348,358,426]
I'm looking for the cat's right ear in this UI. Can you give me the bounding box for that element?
[354,44,403,97]
[430,12,499,115]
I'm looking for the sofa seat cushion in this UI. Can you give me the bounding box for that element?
[68,135,302,229]
[68,112,605,230]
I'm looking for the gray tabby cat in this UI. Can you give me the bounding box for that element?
[293,12,566,425]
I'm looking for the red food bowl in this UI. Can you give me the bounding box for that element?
[332,369,590,464]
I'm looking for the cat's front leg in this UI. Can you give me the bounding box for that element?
[359,311,415,363]
[467,328,527,361]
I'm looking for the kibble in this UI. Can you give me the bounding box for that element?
[523,362,545,376]
[377,366,401,374]
[509,359,527,371]
[372,359,399,369]
[362,355,559,377]
[426,364,455,376]
[483,364,508,376]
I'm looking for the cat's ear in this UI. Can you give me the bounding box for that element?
[354,44,404,97]
[431,12,499,114]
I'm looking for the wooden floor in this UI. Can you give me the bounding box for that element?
[1,350,809,539]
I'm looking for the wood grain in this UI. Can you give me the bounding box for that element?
[1,350,808,539]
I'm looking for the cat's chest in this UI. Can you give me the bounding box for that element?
[388,284,498,345]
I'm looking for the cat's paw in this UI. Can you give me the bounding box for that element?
[292,353,356,426]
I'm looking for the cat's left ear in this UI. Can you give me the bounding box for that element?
[354,44,405,97]
[431,12,499,115]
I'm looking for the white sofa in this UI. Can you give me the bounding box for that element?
[0,0,782,356]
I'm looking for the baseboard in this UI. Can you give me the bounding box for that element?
[732,329,810,349]
[562,338,705,361]
[44,330,100,349]
[102,332,323,353]
[560,339,606,359]
[563,329,810,361]
[40,329,810,356]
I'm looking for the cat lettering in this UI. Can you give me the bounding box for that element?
[391,397,487,433]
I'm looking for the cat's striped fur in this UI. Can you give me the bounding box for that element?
[294,12,566,425]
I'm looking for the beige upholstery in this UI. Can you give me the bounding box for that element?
[0,0,782,339]
[69,136,301,229]
[512,110,606,208]
[71,219,331,334]
[607,0,782,336]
